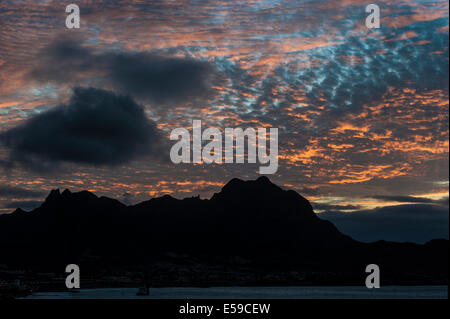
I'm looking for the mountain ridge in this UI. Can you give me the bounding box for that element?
[0,177,447,286]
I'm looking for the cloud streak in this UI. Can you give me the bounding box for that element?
[371,195,448,205]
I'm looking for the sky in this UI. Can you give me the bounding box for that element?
[0,0,448,235]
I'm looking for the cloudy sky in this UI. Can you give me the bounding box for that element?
[0,0,448,239]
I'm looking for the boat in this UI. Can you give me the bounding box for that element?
[136,265,150,296]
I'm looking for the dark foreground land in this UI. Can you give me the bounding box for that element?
[0,177,448,298]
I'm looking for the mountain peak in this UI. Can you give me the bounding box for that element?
[44,189,61,203]
[43,188,97,206]
[12,207,26,215]
[222,176,278,190]
[255,175,274,185]
[213,176,282,202]
[222,177,245,188]
[69,190,98,201]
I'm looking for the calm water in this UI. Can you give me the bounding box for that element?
[26,286,447,299]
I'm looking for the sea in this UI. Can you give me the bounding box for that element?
[25,285,448,299]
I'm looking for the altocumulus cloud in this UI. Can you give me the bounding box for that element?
[30,38,222,106]
[0,87,162,168]
[0,185,44,198]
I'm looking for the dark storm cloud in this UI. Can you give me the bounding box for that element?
[108,53,221,105]
[29,38,222,106]
[319,204,449,244]
[0,87,161,167]
[0,185,44,198]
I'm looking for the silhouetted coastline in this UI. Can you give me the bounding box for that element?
[0,177,448,297]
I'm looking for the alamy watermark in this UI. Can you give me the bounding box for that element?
[365,264,381,288]
[365,4,380,29]
[65,264,80,289]
[65,4,80,29]
[170,120,278,174]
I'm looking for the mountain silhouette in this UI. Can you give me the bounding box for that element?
[0,177,447,286]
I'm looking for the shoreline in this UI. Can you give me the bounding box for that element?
[23,285,449,299]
